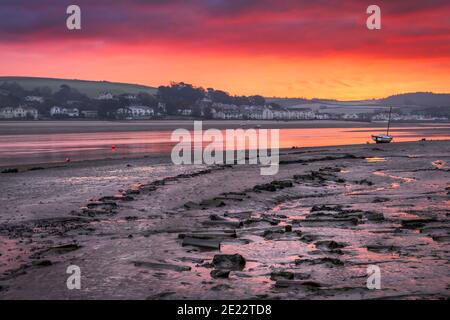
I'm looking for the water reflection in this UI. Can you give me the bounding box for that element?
[0,125,449,166]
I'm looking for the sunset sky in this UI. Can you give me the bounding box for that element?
[1,0,450,99]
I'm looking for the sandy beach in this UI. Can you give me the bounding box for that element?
[0,139,449,299]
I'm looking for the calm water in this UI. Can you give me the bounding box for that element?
[0,124,449,166]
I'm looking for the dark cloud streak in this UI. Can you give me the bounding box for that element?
[0,0,449,58]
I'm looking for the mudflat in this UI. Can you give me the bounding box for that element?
[0,140,449,299]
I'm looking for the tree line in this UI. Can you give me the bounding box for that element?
[0,81,269,119]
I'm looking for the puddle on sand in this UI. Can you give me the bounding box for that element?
[365,157,386,163]
[372,171,416,183]
[349,170,415,194]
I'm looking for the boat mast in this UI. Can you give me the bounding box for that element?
[386,106,392,136]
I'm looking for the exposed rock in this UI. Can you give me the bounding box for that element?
[355,179,374,186]
[298,234,319,243]
[401,219,436,229]
[210,269,230,279]
[178,232,236,240]
[211,284,231,291]
[315,240,347,250]
[199,199,226,208]
[202,220,243,228]
[295,257,344,267]
[311,204,343,212]
[87,201,117,210]
[31,260,53,267]
[212,254,246,270]
[209,214,227,221]
[146,292,176,299]
[253,180,294,192]
[253,183,277,192]
[365,211,385,221]
[373,197,390,203]
[296,217,359,227]
[133,261,191,272]
[270,270,294,281]
[263,228,285,240]
[182,237,221,250]
[224,210,252,219]
[366,245,399,253]
[28,167,45,171]
[98,194,134,202]
[184,201,200,209]
[33,244,82,257]
[275,280,322,288]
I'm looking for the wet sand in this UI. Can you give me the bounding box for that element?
[0,140,449,299]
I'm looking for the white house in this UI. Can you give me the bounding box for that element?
[342,113,360,120]
[0,107,14,119]
[81,110,98,118]
[116,106,154,119]
[25,96,44,103]
[177,108,193,116]
[97,92,114,100]
[0,106,38,119]
[50,106,79,117]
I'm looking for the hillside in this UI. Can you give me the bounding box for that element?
[0,76,157,98]
[379,92,450,107]
[267,92,450,116]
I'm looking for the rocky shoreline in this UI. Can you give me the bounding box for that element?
[0,140,449,299]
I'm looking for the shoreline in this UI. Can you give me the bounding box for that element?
[0,140,449,299]
[1,120,449,135]
[1,139,450,172]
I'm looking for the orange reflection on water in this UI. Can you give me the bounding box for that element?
[0,125,449,166]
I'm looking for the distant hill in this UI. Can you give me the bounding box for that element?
[266,92,450,117]
[0,76,157,98]
[378,92,450,107]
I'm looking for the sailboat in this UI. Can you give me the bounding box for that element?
[372,107,394,144]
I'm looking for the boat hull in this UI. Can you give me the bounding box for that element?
[372,135,393,144]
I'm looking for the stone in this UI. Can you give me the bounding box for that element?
[210,269,230,279]
[182,237,221,250]
[270,270,294,281]
[295,257,344,267]
[178,232,236,240]
[365,211,385,221]
[133,261,191,272]
[32,260,53,267]
[275,280,322,288]
[212,254,246,270]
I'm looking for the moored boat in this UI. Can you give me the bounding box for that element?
[371,134,393,143]
[372,106,394,144]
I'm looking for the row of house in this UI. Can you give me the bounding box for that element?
[371,113,448,122]
[0,106,39,119]
[209,103,450,122]
[116,106,155,119]
[210,103,324,120]
[49,105,157,119]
